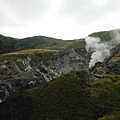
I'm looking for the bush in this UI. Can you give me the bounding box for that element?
[0,94,33,120]
[91,77,120,119]
[28,71,93,120]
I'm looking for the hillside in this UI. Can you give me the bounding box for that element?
[1,28,120,54]
[0,71,120,120]
[15,36,72,51]
[0,35,72,54]
[0,34,17,54]
[89,28,120,42]
[0,28,120,120]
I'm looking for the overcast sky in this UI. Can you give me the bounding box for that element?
[0,0,120,40]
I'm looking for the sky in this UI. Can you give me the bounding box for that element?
[0,0,120,40]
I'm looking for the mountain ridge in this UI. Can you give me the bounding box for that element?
[0,28,120,54]
[0,35,72,54]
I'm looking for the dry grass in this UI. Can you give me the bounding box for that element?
[110,51,120,62]
[6,49,58,55]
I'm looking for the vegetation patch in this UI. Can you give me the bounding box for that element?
[0,70,120,120]
[0,49,58,62]
[26,72,120,120]
[0,54,20,61]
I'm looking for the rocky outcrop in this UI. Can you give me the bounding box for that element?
[0,48,90,102]
[0,57,55,102]
[45,48,90,75]
[91,44,120,75]
[1,42,120,102]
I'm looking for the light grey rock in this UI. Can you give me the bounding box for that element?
[0,48,90,102]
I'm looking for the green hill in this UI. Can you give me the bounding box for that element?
[0,28,120,54]
[15,36,72,51]
[0,35,72,54]
[89,28,120,42]
[65,39,86,49]
[0,34,17,53]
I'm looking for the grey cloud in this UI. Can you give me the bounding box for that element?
[59,0,120,24]
[0,0,50,35]
[2,0,50,21]
[0,3,17,29]
[105,0,120,12]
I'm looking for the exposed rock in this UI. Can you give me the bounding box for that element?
[1,44,120,101]
[45,48,90,75]
[91,44,120,75]
[0,48,90,102]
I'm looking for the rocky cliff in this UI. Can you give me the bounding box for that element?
[0,48,90,102]
[0,28,120,104]
[1,41,120,103]
[91,43,120,75]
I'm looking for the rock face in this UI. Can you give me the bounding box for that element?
[91,44,120,75]
[45,48,90,75]
[0,48,90,102]
[0,42,120,102]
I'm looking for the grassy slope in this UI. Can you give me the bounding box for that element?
[65,39,86,49]
[0,34,84,54]
[0,49,58,61]
[89,31,111,41]
[28,71,92,120]
[0,35,72,54]
[0,34,17,53]
[15,36,72,51]
[88,29,120,42]
[0,72,120,120]
[27,72,120,120]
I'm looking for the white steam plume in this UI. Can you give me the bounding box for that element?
[85,37,110,67]
[85,29,120,68]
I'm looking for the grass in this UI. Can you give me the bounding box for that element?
[6,49,58,55]
[0,49,58,62]
[98,109,120,120]
[0,54,20,61]
[89,31,112,42]
[65,39,86,49]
